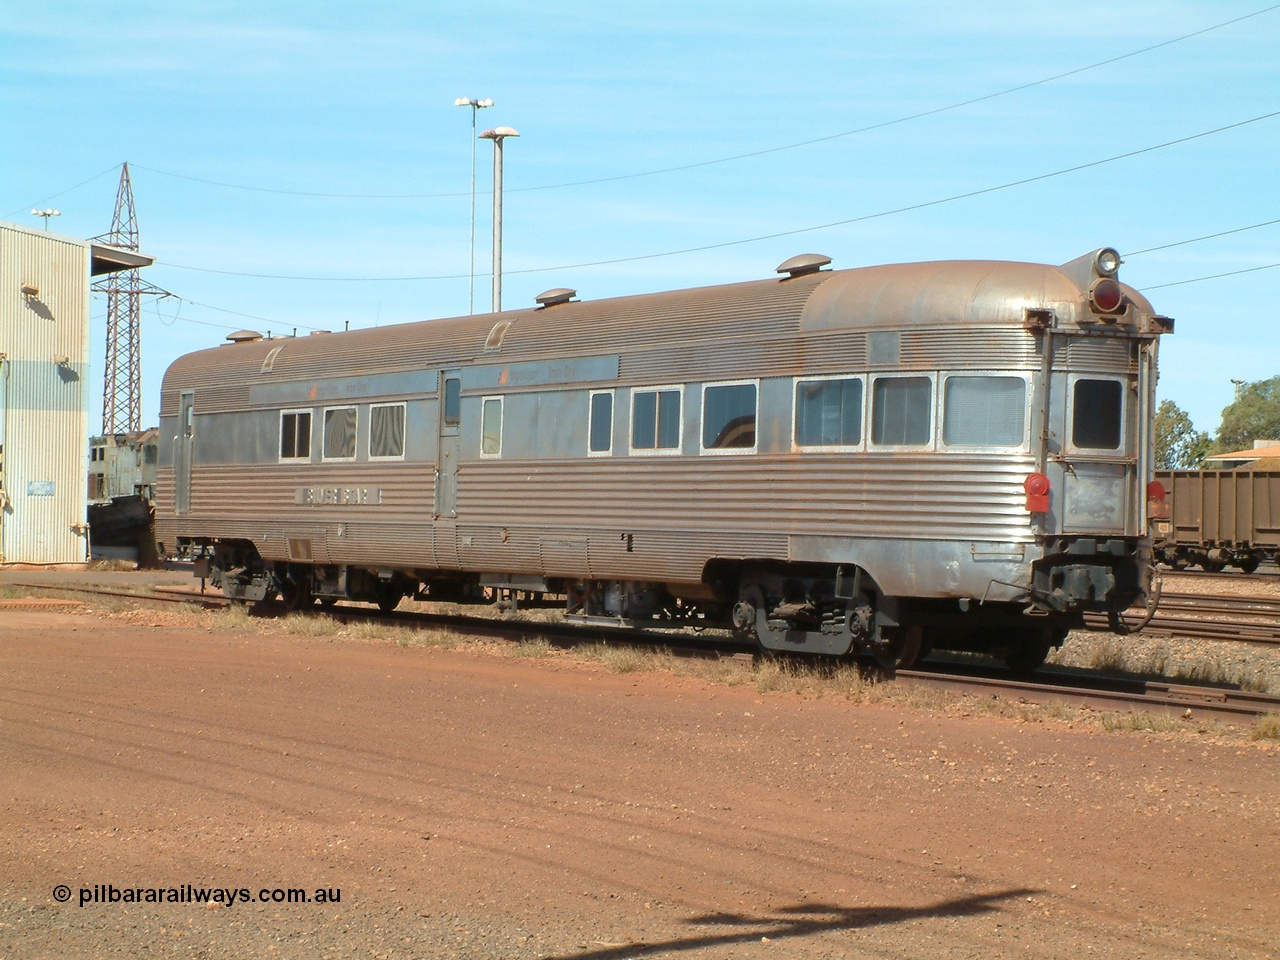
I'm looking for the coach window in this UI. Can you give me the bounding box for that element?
[702,381,757,453]
[943,376,1027,447]
[631,386,682,453]
[369,403,406,459]
[481,396,503,457]
[795,376,864,448]
[280,410,312,460]
[443,376,462,428]
[1071,377,1124,451]
[323,406,358,460]
[588,390,614,455]
[871,375,932,446]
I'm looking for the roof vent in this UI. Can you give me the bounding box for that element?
[226,329,264,343]
[535,287,577,308]
[775,253,832,279]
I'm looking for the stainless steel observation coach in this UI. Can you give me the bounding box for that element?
[156,248,1172,670]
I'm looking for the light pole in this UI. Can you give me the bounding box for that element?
[479,126,519,313]
[454,97,493,315]
[31,208,60,230]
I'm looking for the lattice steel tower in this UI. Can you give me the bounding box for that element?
[95,163,143,434]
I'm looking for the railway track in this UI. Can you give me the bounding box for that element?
[9,579,1280,724]
[897,665,1280,722]
[1080,588,1280,644]
[1158,591,1280,617]
[1161,567,1279,582]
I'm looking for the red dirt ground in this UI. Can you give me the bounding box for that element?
[1,605,1277,959]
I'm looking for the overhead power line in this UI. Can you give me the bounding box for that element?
[128,4,1280,201]
[1145,262,1280,289]
[1123,218,1280,257]
[156,109,1280,282]
[165,256,1280,338]
[3,163,123,221]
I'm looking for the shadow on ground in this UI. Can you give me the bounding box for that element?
[545,887,1040,959]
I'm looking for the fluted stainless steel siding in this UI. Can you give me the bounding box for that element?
[156,462,436,566]
[156,256,1159,598]
[0,223,91,565]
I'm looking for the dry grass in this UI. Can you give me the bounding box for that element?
[1100,711,1184,734]
[87,558,137,572]
[343,621,400,643]
[274,612,343,637]
[394,627,460,650]
[9,582,1279,744]
[751,657,890,702]
[207,603,253,631]
[669,655,755,687]
[578,642,663,674]
[1251,713,1280,742]
[510,637,555,658]
[1050,632,1280,696]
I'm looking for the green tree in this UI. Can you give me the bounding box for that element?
[1154,399,1210,469]
[1214,375,1280,453]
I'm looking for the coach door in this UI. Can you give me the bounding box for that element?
[175,391,195,515]
[433,372,462,568]
[1043,337,1149,537]
[435,372,461,520]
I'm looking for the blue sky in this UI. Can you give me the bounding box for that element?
[3,1,1277,436]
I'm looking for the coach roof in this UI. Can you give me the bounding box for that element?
[159,254,1153,413]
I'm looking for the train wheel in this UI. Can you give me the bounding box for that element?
[871,625,922,671]
[318,597,338,609]
[737,582,779,653]
[376,584,404,613]
[1004,634,1053,672]
[1238,556,1261,574]
[1200,560,1227,573]
[280,579,314,610]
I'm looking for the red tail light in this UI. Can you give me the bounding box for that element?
[1089,277,1124,314]
[1024,473,1050,513]
[1147,480,1170,520]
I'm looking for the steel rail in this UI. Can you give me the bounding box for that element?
[1157,592,1280,617]
[895,666,1280,722]
[9,579,1279,722]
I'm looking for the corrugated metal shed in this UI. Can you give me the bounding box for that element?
[0,220,152,565]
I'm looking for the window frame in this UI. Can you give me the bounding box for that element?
[1066,374,1128,455]
[791,374,867,453]
[868,373,937,450]
[700,379,759,455]
[368,401,407,461]
[480,395,504,459]
[279,408,314,463]
[587,389,615,457]
[321,404,359,462]
[442,376,462,428]
[628,384,684,456]
[939,372,1031,452]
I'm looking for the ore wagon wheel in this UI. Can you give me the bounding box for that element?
[1237,556,1261,574]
